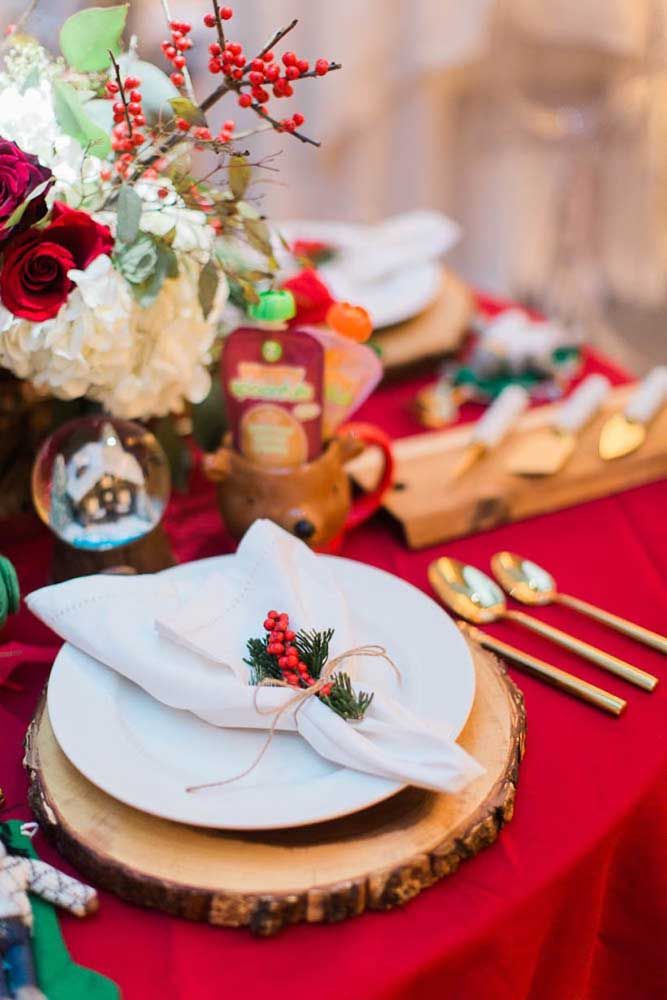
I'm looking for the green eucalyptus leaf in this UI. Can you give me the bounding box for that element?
[116,234,158,285]
[192,377,226,453]
[228,155,251,200]
[128,240,179,307]
[116,185,142,245]
[169,97,206,127]
[53,80,111,158]
[198,259,219,319]
[3,179,53,231]
[60,4,128,72]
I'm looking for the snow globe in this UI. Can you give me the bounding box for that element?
[32,417,174,580]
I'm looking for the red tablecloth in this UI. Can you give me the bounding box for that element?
[1,344,666,1000]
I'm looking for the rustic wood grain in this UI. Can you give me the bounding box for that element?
[373,269,472,374]
[23,641,525,936]
[348,383,667,548]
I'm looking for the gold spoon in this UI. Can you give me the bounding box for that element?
[491,551,667,656]
[428,557,658,691]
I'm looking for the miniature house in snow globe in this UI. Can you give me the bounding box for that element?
[32,417,173,580]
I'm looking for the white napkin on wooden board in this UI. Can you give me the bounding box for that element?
[27,520,483,795]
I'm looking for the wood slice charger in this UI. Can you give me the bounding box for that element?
[24,639,525,936]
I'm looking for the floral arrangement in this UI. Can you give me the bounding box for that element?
[0,2,338,419]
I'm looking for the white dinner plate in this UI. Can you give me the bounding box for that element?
[47,555,475,830]
[277,219,450,329]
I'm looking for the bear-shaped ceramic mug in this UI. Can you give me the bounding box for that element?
[203,422,393,552]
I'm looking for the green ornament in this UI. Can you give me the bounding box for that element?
[248,289,296,324]
[0,555,19,629]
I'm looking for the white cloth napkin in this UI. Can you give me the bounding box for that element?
[27,520,483,795]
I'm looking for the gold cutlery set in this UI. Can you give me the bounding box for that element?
[429,552,664,716]
[455,367,667,479]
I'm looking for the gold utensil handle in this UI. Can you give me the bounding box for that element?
[505,610,659,691]
[460,624,626,716]
[556,592,667,655]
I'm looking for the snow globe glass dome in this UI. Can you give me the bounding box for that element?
[32,417,170,552]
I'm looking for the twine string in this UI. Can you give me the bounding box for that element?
[186,645,400,793]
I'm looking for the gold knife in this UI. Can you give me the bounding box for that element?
[599,366,667,460]
[459,622,627,716]
[507,373,610,476]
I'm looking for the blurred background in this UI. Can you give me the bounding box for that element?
[9,0,667,372]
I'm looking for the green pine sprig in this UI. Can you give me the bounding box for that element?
[244,626,373,722]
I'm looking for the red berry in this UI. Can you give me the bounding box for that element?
[282,51,297,67]
[233,53,245,67]
[315,59,329,76]
[112,102,124,114]
[271,631,285,643]
[265,63,279,81]
[105,80,119,94]
[175,37,192,51]
[100,167,112,181]
[252,86,269,103]
[209,42,222,55]
[221,6,233,19]
[292,112,304,126]
[113,110,125,123]
[228,42,242,55]
[249,70,264,86]
[194,126,212,141]
[251,59,264,71]
[128,101,142,115]
[263,619,274,631]
[132,132,145,146]
[232,68,243,80]
[273,643,285,655]
[130,90,142,103]
[179,21,191,33]
[284,630,295,642]
[278,656,288,669]
[297,59,309,73]
[282,118,296,132]
[222,118,235,130]
[238,93,252,108]
[203,13,216,28]
[158,187,169,199]
[267,611,279,619]
[320,683,332,697]
[173,55,186,69]
[262,50,274,62]
[176,117,190,131]
[170,72,185,87]
[208,58,222,73]
[287,656,298,669]
[164,44,177,59]
[133,114,146,127]
[285,66,299,81]
[283,82,293,97]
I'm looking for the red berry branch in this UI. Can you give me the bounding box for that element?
[244,611,374,720]
[106,53,148,177]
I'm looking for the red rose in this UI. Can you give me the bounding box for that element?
[0,138,53,246]
[0,202,114,322]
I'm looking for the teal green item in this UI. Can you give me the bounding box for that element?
[1,822,120,1000]
[0,556,20,618]
[248,289,296,323]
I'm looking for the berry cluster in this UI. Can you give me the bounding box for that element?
[105,71,146,177]
[262,610,332,694]
[160,18,193,89]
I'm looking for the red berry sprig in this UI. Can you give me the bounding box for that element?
[263,610,323,689]
[106,58,147,175]
[160,18,193,88]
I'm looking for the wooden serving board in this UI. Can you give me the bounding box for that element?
[23,641,525,937]
[373,269,473,374]
[349,383,667,549]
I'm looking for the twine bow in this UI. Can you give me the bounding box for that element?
[186,644,400,793]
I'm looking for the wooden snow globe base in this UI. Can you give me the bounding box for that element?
[24,638,525,935]
[51,523,175,582]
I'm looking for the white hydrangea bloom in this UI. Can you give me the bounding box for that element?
[0,255,229,419]
[0,78,106,209]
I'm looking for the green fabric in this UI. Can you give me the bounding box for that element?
[0,557,20,616]
[3,822,120,1000]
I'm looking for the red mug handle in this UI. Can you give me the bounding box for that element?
[338,421,394,532]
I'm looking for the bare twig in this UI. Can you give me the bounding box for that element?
[1,0,39,51]
[251,103,321,147]
[109,50,133,137]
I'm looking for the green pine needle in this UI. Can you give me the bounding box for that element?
[244,626,373,721]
